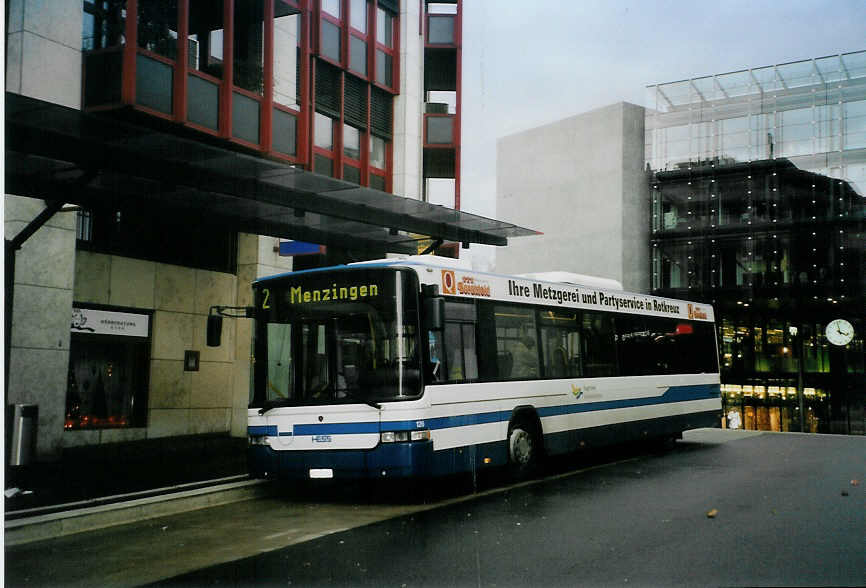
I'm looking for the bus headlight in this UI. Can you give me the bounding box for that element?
[380,429,430,443]
[249,436,269,445]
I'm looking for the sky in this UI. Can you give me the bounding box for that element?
[456,0,866,269]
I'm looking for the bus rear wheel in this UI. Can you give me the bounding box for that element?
[507,421,541,479]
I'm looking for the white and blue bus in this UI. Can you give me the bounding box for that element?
[224,257,720,481]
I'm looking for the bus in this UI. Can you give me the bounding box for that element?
[211,257,721,481]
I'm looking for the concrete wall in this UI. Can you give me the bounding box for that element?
[66,236,294,448]
[392,0,424,200]
[495,102,650,293]
[6,0,83,459]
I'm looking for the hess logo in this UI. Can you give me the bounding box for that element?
[441,270,456,294]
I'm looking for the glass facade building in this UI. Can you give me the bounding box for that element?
[646,52,866,435]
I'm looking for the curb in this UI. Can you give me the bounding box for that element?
[5,479,276,546]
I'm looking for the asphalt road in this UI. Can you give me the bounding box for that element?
[152,431,865,587]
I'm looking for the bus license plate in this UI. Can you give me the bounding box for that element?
[309,468,334,479]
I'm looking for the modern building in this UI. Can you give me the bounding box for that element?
[495,102,650,292]
[5,0,532,466]
[496,51,865,435]
[646,52,866,435]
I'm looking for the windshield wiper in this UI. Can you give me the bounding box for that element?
[342,390,381,410]
[257,399,295,415]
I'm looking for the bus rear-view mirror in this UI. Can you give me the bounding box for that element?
[424,297,445,330]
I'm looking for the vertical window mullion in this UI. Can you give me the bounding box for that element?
[219,0,235,138]
[262,0,275,152]
[174,0,189,122]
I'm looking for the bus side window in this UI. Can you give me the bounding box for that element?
[494,304,539,379]
[443,301,478,382]
[582,311,618,377]
[538,309,583,379]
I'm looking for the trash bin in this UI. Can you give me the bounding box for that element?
[8,404,38,466]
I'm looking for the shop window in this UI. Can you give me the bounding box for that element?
[66,307,151,430]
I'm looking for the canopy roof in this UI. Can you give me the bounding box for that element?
[5,93,538,254]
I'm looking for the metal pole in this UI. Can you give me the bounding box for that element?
[797,333,805,433]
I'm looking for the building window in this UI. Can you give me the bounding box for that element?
[370,134,386,168]
[137,0,178,60]
[321,0,341,18]
[83,0,126,51]
[66,307,151,430]
[314,153,334,177]
[427,14,454,45]
[233,0,265,94]
[189,0,225,79]
[349,35,367,76]
[343,163,361,184]
[376,6,393,48]
[344,124,361,160]
[350,0,367,33]
[314,112,334,150]
[375,49,392,86]
[273,2,300,108]
[320,16,341,63]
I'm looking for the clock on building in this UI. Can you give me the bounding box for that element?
[825,319,854,346]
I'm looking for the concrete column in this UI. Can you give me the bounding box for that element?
[391,0,424,200]
[5,0,84,460]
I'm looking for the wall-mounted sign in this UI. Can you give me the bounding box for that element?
[71,308,150,338]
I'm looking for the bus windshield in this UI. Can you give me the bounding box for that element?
[251,268,421,407]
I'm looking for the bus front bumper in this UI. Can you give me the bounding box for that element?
[248,440,434,480]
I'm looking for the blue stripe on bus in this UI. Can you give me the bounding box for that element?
[250,384,719,437]
[537,384,719,419]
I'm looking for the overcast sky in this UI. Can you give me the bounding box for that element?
[456,0,865,269]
